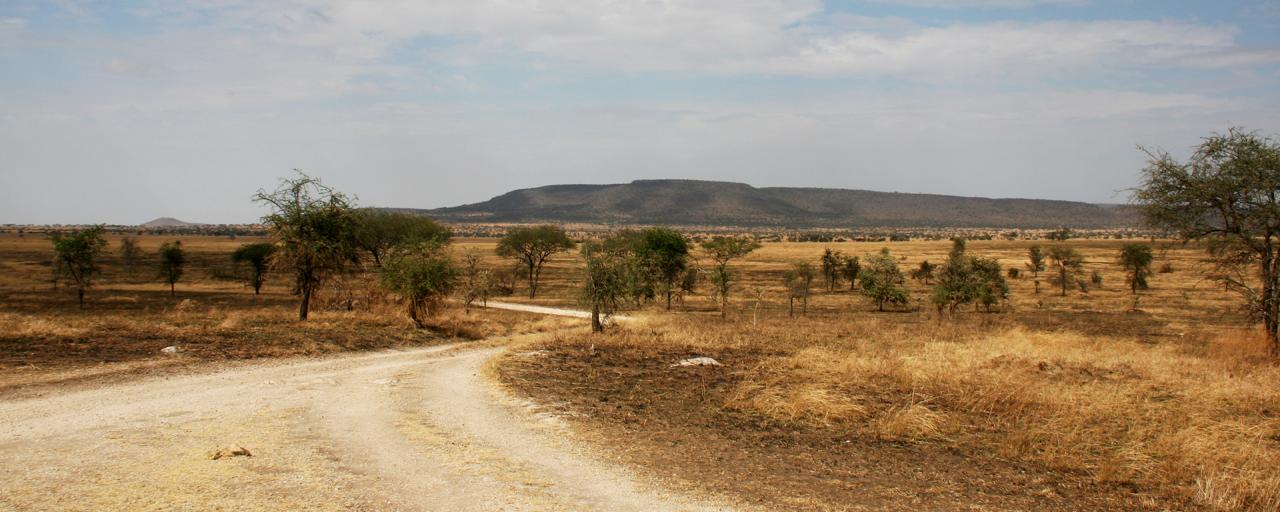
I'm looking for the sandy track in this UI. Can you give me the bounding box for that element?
[0,331,733,511]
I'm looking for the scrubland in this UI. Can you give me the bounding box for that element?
[4,232,1278,510]
[502,239,1280,511]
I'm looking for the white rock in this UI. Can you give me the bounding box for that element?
[161,346,178,354]
[672,357,722,367]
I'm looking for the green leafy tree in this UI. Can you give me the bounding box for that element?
[700,236,761,318]
[1048,245,1086,296]
[1133,128,1280,354]
[840,255,861,290]
[157,240,186,296]
[820,248,843,291]
[496,225,576,299]
[580,236,636,333]
[118,237,142,274]
[231,242,277,295]
[860,248,908,311]
[1117,243,1154,294]
[1027,245,1046,294]
[972,257,1009,312]
[354,209,451,266]
[380,243,457,328]
[910,260,937,284]
[253,171,361,320]
[635,228,690,309]
[49,226,108,307]
[783,261,816,317]
[931,240,1008,315]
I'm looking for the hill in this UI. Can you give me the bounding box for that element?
[413,180,1136,228]
[139,217,199,228]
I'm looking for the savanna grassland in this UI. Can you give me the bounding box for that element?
[498,238,1280,511]
[4,232,1278,511]
[0,233,568,398]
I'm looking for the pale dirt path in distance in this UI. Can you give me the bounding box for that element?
[0,323,735,511]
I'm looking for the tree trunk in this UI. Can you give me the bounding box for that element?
[591,304,603,333]
[299,285,311,320]
[77,287,84,308]
[788,297,794,318]
[528,264,538,299]
[720,290,727,319]
[666,290,672,310]
[1264,243,1280,358]
[170,281,175,297]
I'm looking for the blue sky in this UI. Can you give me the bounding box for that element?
[2,0,1278,224]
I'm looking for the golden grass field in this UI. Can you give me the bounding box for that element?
[3,231,1277,510]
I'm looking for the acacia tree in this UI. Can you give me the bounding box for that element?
[910,260,937,285]
[458,249,494,309]
[1133,128,1280,355]
[1026,245,1046,294]
[496,225,576,299]
[1048,245,1085,296]
[49,226,107,307]
[1117,243,1154,295]
[860,248,908,311]
[158,240,186,296]
[253,172,360,320]
[580,236,635,333]
[231,242,276,295]
[118,237,142,274]
[840,255,861,290]
[820,248,843,291]
[380,243,457,328]
[930,239,1006,315]
[783,261,816,317]
[636,227,690,309]
[354,209,451,266]
[700,236,761,318]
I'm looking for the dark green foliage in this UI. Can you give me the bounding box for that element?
[820,248,843,291]
[910,260,936,284]
[840,255,861,291]
[354,210,451,266]
[253,171,361,320]
[49,226,108,307]
[1133,128,1280,355]
[700,236,762,318]
[496,225,576,299]
[380,244,457,328]
[1117,244,1154,295]
[783,262,816,317]
[930,241,1008,315]
[636,227,691,309]
[231,242,277,295]
[158,240,186,296]
[860,248,908,312]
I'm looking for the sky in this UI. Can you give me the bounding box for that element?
[1,1,1278,224]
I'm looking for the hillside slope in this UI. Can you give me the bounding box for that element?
[414,179,1135,228]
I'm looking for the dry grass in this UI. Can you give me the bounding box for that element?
[6,231,1279,509]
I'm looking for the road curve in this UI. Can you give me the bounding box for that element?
[0,331,734,511]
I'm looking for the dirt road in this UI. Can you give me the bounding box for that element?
[0,314,733,511]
